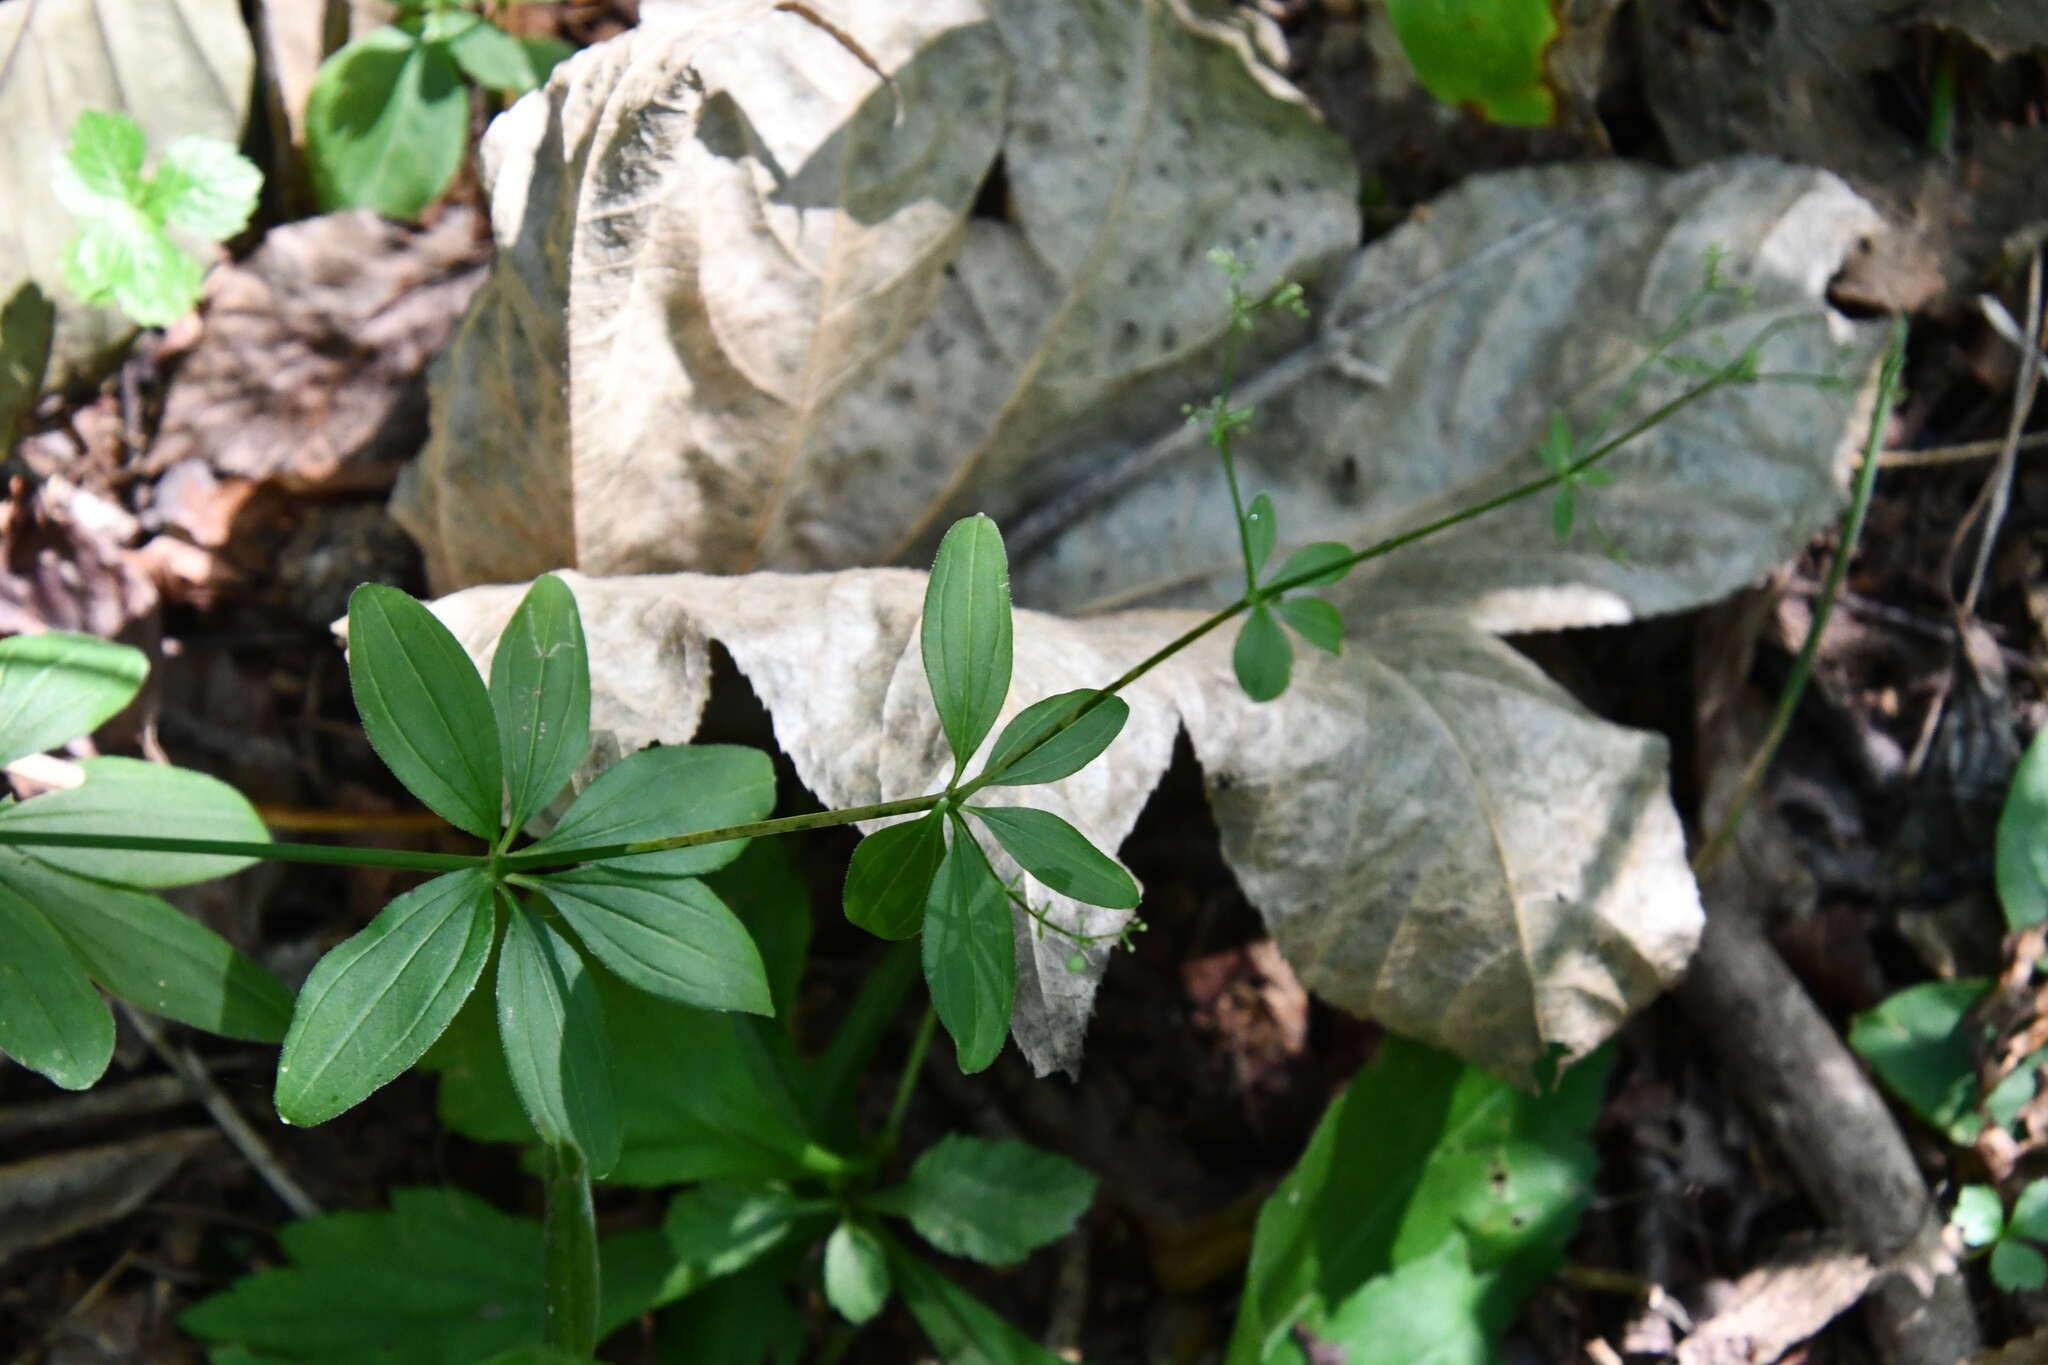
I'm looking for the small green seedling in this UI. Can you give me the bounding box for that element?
[1954,1181,2048,1291]
[307,0,572,218]
[53,110,262,327]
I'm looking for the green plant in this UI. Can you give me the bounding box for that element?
[1381,0,1561,127]
[1954,1181,2048,1291]
[52,109,262,328]
[306,0,572,218]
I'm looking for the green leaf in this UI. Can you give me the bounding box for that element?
[886,1239,1067,1365]
[663,1183,806,1281]
[1999,725,2048,929]
[809,941,919,1137]
[472,1349,588,1365]
[1383,0,1559,127]
[519,36,576,85]
[521,744,774,872]
[1312,1235,1493,1365]
[652,1259,806,1365]
[1994,1238,2048,1292]
[276,868,495,1125]
[0,632,147,766]
[347,583,504,841]
[966,805,1139,910]
[824,1221,891,1325]
[0,849,289,1042]
[717,838,812,1023]
[844,812,945,939]
[144,135,263,239]
[869,1134,1096,1266]
[0,283,55,446]
[1550,487,1576,541]
[1233,605,1292,702]
[1847,980,1990,1144]
[1228,1038,1608,1365]
[63,206,204,328]
[305,25,469,218]
[922,515,1014,772]
[1270,540,1353,590]
[0,756,267,885]
[491,574,591,834]
[65,110,147,201]
[497,897,619,1176]
[1245,492,1277,574]
[534,866,770,1015]
[1275,597,1344,656]
[922,822,1013,1074]
[444,15,547,93]
[1954,1185,2007,1248]
[982,690,1129,787]
[1535,410,1575,475]
[2010,1180,2048,1245]
[0,879,112,1089]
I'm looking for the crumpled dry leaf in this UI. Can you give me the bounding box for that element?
[429,569,1701,1080]
[392,0,1358,591]
[1675,1238,1876,1365]
[0,1127,217,1267]
[0,0,253,387]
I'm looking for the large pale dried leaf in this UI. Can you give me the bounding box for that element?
[0,1128,217,1267]
[429,570,1701,1080]
[0,0,253,386]
[1011,159,1888,633]
[392,0,1358,591]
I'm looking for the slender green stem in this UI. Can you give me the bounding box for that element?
[1692,317,1906,874]
[1210,325,1261,593]
[501,793,944,870]
[880,1006,937,1159]
[0,830,483,872]
[540,1142,600,1357]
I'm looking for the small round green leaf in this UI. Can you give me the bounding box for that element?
[498,897,620,1176]
[869,1134,1096,1266]
[1994,1238,2048,1293]
[2009,1180,2048,1245]
[922,515,1014,772]
[1275,596,1344,656]
[982,690,1128,787]
[922,823,1013,1075]
[306,25,469,218]
[1384,0,1559,127]
[491,574,591,834]
[1847,980,1989,1144]
[0,880,111,1089]
[1233,605,1292,703]
[0,756,268,886]
[844,813,945,940]
[277,868,495,1125]
[536,866,771,1015]
[0,632,147,766]
[966,805,1139,910]
[64,110,147,201]
[1998,726,2048,930]
[520,744,774,872]
[1270,540,1354,590]
[347,583,504,841]
[824,1221,891,1325]
[1951,1185,2005,1248]
[444,15,548,93]
[1245,493,1277,575]
[145,134,263,240]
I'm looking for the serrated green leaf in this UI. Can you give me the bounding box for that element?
[2010,1180,2048,1245]
[981,690,1128,787]
[922,515,1014,772]
[0,632,147,766]
[966,805,1139,910]
[1999,726,2048,929]
[1270,540,1353,590]
[65,110,147,201]
[534,866,770,1015]
[1233,605,1291,702]
[886,1238,1066,1365]
[1847,980,1990,1144]
[1275,597,1343,656]
[0,879,112,1089]
[663,1183,805,1280]
[923,821,1013,1074]
[64,206,203,328]
[1994,1238,2048,1292]
[869,1134,1095,1266]
[144,135,262,239]
[1384,0,1558,127]
[444,15,546,93]
[844,812,945,939]
[1954,1185,2006,1248]
[0,849,289,1042]
[276,868,494,1125]
[521,744,774,872]
[1245,492,1277,574]
[305,25,468,218]
[491,574,591,834]
[1314,1235,1493,1365]
[824,1221,891,1324]
[0,756,267,885]
[498,897,619,1176]
[347,583,504,840]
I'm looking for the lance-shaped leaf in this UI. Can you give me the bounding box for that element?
[519,744,774,872]
[886,1235,1068,1365]
[0,880,113,1089]
[1244,492,1278,576]
[277,868,495,1125]
[534,866,771,1015]
[497,897,620,1176]
[923,515,1014,772]
[347,584,503,840]
[491,574,592,834]
[981,690,1128,788]
[1276,597,1344,656]
[0,849,290,1042]
[923,820,1014,1074]
[844,812,946,940]
[0,633,147,766]
[0,756,268,886]
[966,805,1139,910]
[868,1134,1096,1266]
